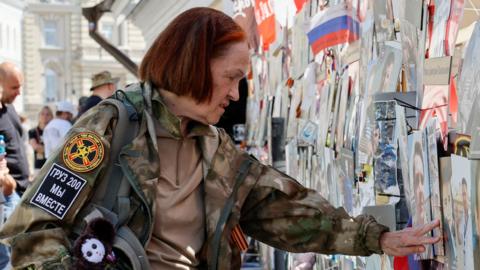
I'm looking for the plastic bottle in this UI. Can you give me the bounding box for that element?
[0,135,6,159]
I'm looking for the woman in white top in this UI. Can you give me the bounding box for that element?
[43,101,76,158]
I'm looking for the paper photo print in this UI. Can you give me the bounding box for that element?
[419,85,449,148]
[373,0,395,43]
[400,20,419,93]
[379,42,402,92]
[425,118,444,257]
[440,157,457,269]
[373,101,400,204]
[451,155,474,269]
[408,131,434,259]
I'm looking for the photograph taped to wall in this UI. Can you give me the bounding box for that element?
[379,41,402,92]
[408,131,434,259]
[335,71,351,152]
[470,94,480,159]
[325,74,338,148]
[403,0,423,28]
[419,85,449,148]
[439,157,457,269]
[375,91,419,131]
[291,6,311,77]
[359,15,374,96]
[425,118,444,257]
[316,82,331,149]
[451,155,474,269]
[471,160,480,268]
[314,146,329,200]
[445,0,465,56]
[391,0,405,22]
[373,0,395,43]
[246,95,260,145]
[343,62,360,149]
[285,138,299,179]
[373,101,399,204]
[287,82,303,139]
[458,22,480,134]
[330,71,344,149]
[400,20,419,93]
[297,119,318,146]
[396,105,412,212]
[325,148,339,207]
[428,0,451,57]
[344,95,360,150]
[339,148,355,214]
[357,59,383,166]
[300,62,318,117]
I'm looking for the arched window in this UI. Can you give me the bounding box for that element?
[45,68,58,102]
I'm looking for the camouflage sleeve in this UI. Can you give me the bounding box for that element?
[240,166,389,256]
[0,105,117,269]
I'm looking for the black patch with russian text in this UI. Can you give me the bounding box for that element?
[30,163,87,219]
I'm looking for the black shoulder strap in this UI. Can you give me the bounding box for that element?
[91,96,139,215]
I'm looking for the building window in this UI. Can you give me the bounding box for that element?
[101,23,114,42]
[45,68,58,102]
[44,20,58,46]
[118,22,126,46]
[6,25,9,50]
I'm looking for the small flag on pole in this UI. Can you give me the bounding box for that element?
[306,4,360,55]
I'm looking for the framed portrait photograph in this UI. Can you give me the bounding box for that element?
[451,155,474,269]
[408,131,434,259]
[425,118,444,257]
[439,157,457,269]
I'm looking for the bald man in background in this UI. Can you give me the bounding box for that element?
[0,62,30,269]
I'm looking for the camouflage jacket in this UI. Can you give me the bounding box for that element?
[0,82,388,269]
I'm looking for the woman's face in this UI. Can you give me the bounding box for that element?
[191,41,249,125]
[39,107,53,125]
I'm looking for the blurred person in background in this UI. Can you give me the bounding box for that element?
[43,101,76,159]
[76,71,118,118]
[28,106,53,174]
[0,62,26,269]
[0,62,30,194]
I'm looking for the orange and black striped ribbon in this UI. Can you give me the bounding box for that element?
[231,225,248,251]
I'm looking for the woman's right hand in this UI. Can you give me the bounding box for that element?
[380,219,441,256]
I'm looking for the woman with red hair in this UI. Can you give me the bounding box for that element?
[0,7,439,270]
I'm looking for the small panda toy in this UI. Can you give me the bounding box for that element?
[73,218,116,270]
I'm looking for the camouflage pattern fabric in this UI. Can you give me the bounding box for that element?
[0,82,388,269]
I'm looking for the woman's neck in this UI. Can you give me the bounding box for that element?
[159,89,192,136]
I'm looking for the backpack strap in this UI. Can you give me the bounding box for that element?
[211,158,253,270]
[96,97,138,213]
[75,94,151,269]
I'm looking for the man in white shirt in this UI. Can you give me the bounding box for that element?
[43,101,76,158]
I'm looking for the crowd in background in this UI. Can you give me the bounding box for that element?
[0,61,117,269]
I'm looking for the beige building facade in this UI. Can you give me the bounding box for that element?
[22,0,145,121]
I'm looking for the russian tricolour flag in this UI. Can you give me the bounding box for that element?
[306,4,360,55]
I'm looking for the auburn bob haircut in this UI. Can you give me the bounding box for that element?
[139,7,247,103]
